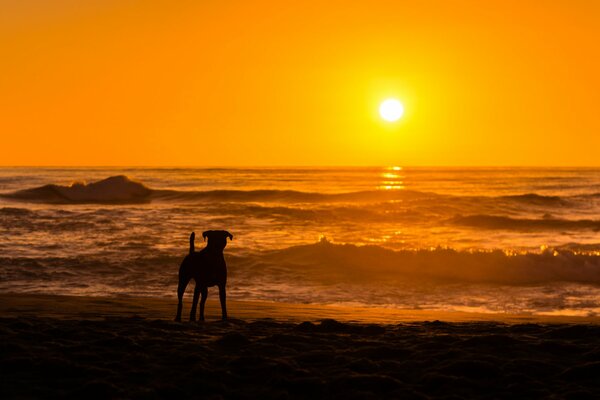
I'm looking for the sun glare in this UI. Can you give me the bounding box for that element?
[379,99,404,122]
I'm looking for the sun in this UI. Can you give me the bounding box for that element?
[379,98,404,122]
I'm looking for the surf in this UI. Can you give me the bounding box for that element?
[1,175,152,204]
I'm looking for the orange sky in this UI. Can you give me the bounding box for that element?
[1,0,599,166]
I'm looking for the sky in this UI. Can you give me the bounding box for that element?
[1,0,599,166]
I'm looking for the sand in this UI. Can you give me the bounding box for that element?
[2,293,600,399]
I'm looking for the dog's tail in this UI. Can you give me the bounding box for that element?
[189,232,195,254]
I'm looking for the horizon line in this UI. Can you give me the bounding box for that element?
[0,165,600,169]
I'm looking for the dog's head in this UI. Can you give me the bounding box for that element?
[202,230,233,250]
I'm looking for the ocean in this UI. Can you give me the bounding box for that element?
[1,167,600,316]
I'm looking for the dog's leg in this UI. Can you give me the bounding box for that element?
[190,284,201,322]
[199,287,208,321]
[175,275,191,322]
[218,284,227,320]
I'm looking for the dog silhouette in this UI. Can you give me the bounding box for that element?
[175,230,233,321]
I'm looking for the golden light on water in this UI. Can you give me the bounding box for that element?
[380,185,404,190]
[380,169,404,190]
[382,172,400,179]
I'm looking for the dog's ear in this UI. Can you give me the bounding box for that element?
[202,231,209,241]
[225,231,233,241]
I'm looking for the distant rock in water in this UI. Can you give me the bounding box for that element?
[4,175,152,204]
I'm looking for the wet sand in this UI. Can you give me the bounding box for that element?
[2,293,600,398]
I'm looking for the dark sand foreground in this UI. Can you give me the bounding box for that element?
[2,294,600,399]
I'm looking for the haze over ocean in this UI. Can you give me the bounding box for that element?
[2,166,600,316]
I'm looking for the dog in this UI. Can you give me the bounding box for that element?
[175,230,233,322]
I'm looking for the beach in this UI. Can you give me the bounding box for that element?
[2,293,600,399]
[2,168,600,398]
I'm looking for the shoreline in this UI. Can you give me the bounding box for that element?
[2,292,599,324]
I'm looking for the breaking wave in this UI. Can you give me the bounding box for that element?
[3,240,600,303]
[247,240,600,285]
[2,176,152,204]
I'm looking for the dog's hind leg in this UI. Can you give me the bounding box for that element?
[218,284,227,320]
[199,287,208,321]
[190,284,201,322]
[175,274,191,322]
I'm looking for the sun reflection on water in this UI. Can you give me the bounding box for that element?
[379,185,405,190]
[379,167,405,190]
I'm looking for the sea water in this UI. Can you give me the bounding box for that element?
[1,167,600,315]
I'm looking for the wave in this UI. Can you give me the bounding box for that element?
[1,176,152,204]
[152,189,593,205]
[450,215,600,231]
[1,175,597,206]
[241,240,600,285]
[0,175,436,204]
[0,207,35,216]
[499,193,566,205]
[151,188,433,203]
[4,241,600,300]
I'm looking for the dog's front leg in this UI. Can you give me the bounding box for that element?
[218,284,227,320]
[199,287,208,321]
[190,285,201,322]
